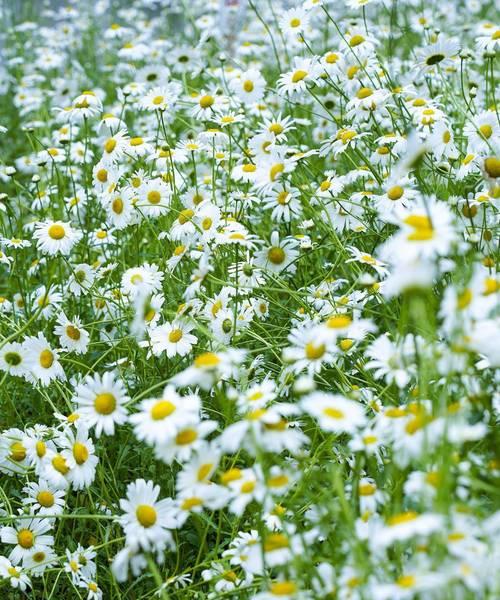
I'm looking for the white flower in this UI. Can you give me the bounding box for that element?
[118,479,178,551]
[72,371,129,437]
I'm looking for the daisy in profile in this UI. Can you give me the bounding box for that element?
[149,319,198,358]
[33,220,82,256]
[118,479,178,551]
[54,313,90,354]
[24,333,65,386]
[254,231,299,275]
[72,371,129,437]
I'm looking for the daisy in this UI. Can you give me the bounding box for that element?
[277,57,320,96]
[154,422,218,464]
[416,38,460,74]
[140,86,176,112]
[68,263,96,296]
[59,426,99,490]
[0,341,28,378]
[1,518,54,566]
[301,392,367,434]
[0,556,31,591]
[463,110,499,153]
[149,319,198,358]
[54,313,90,354]
[64,544,97,584]
[254,231,299,275]
[72,371,129,437]
[100,129,129,164]
[24,333,65,386]
[129,386,201,446]
[22,479,66,517]
[121,263,164,299]
[105,189,135,229]
[118,479,177,551]
[33,220,82,255]
[229,69,266,104]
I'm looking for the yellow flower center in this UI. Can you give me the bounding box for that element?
[387,185,404,201]
[48,224,65,240]
[175,428,198,445]
[387,511,418,526]
[181,497,203,510]
[136,504,157,528]
[479,124,493,139]
[323,407,345,419]
[197,463,213,481]
[199,95,214,109]
[178,209,194,224]
[357,87,373,99]
[37,490,55,507]
[243,80,254,92]
[270,581,297,595]
[151,400,176,420]
[52,454,70,474]
[305,342,326,359]
[268,247,285,264]
[39,349,54,369]
[66,325,81,340]
[104,138,117,153]
[152,95,164,105]
[291,70,307,83]
[17,529,34,549]
[202,217,213,230]
[94,393,116,415]
[147,190,161,205]
[96,169,108,183]
[36,441,46,457]
[326,314,352,329]
[350,34,365,47]
[73,442,89,465]
[112,197,124,214]
[168,328,183,343]
[397,575,416,588]
[10,441,26,462]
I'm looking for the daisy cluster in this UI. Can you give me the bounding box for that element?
[0,0,499,598]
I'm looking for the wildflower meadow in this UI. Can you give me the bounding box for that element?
[0,0,499,598]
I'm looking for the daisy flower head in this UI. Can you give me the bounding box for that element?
[24,333,65,386]
[118,479,177,551]
[254,231,300,275]
[33,220,82,256]
[72,370,129,437]
[149,318,198,358]
[301,392,367,434]
[130,385,201,446]
[277,57,320,96]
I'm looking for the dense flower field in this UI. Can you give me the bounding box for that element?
[0,0,499,597]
